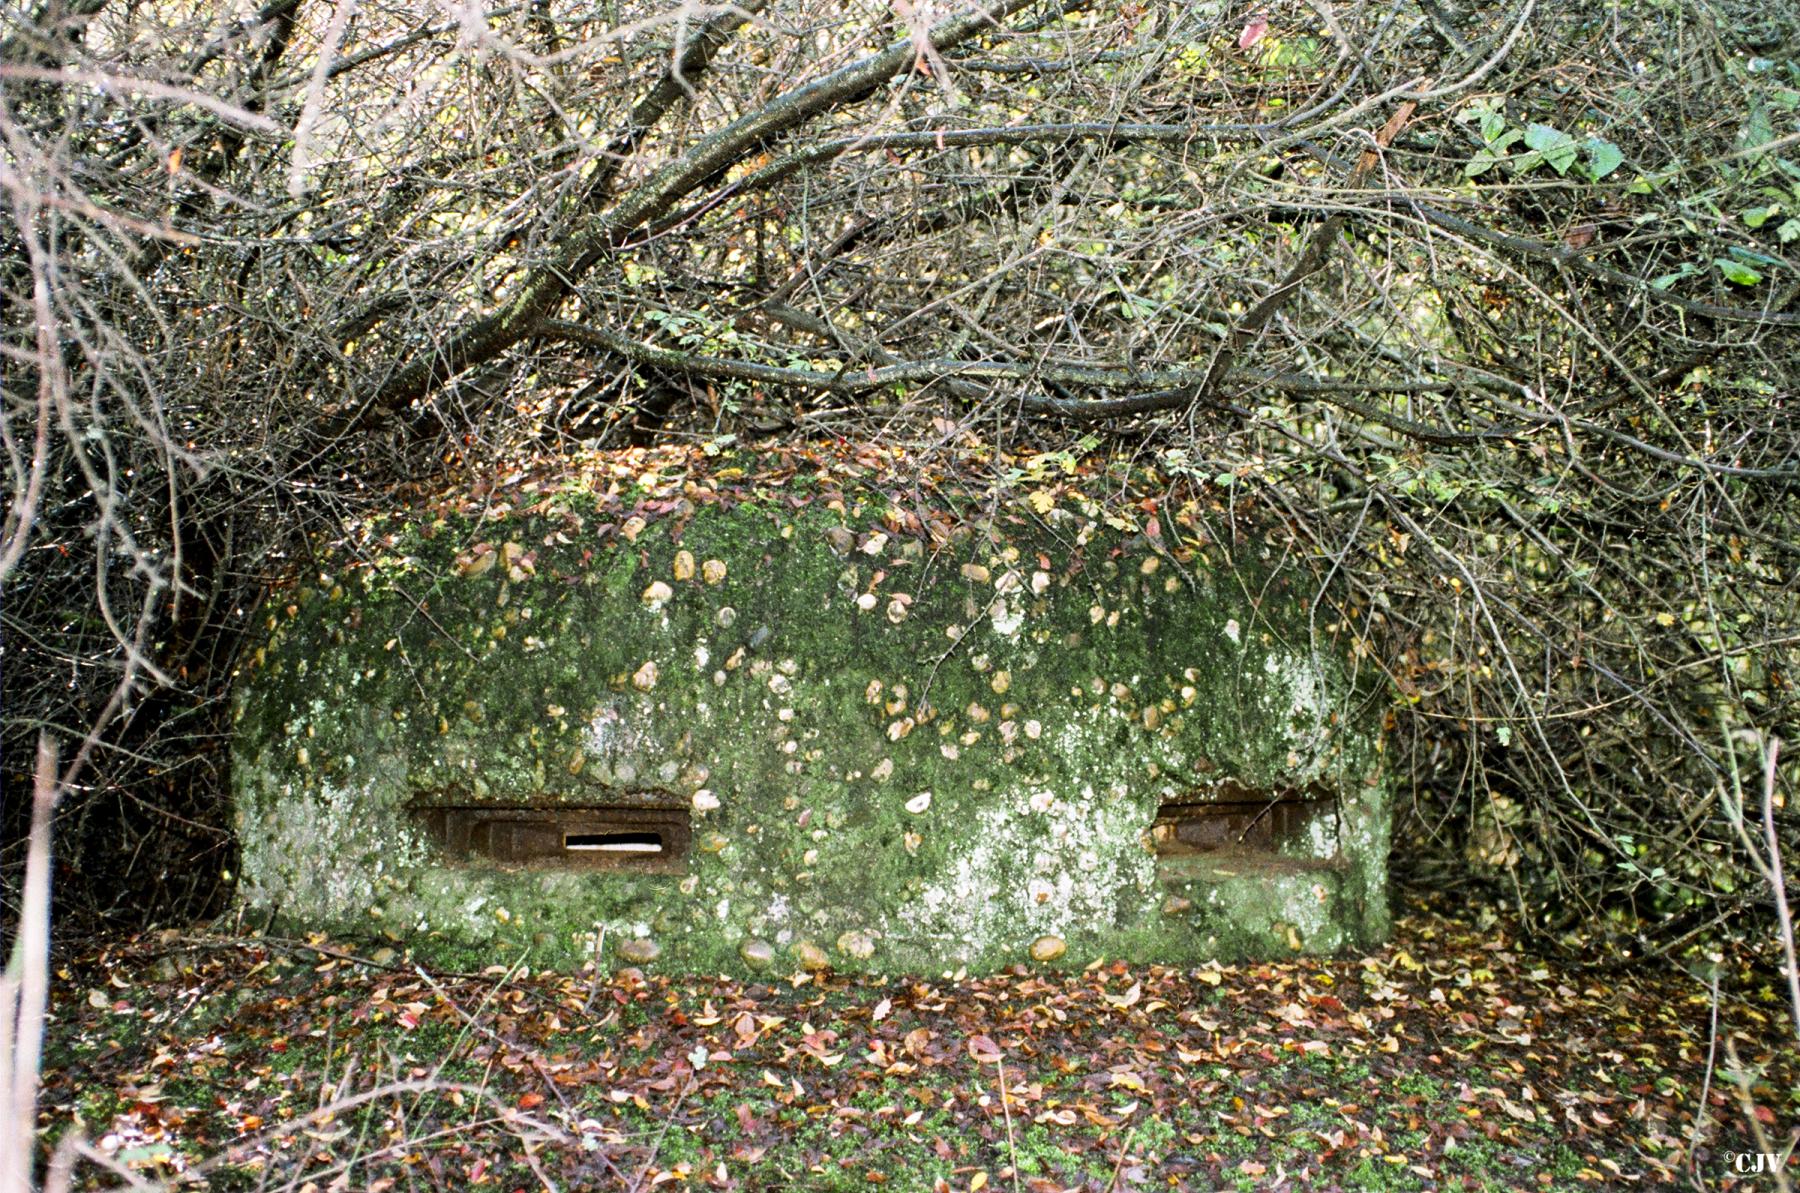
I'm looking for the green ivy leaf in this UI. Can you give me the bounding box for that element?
[1714,258,1763,285]
[1729,245,1782,267]
[1523,124,1580,175]
[1583,137,1624,181]
[1464,148,1500,178]
[1739,101,1776,157]
[1650,263,1699,289]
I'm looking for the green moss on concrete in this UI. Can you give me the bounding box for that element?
[234,492,1389,973]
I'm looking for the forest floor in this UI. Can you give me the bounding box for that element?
[34,896,1798,1192]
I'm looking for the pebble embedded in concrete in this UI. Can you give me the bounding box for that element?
[617,937,660,964]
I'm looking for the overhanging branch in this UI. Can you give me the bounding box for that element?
[531,317,1521,439]
[359,0,1048,423]
[587,0,774,202]
[672,120,1273,222]
[1411,203,1800,328]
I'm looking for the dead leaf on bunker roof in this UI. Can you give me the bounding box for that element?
[454,542,496,576]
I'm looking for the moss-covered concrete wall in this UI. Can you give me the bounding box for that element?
[233,480,1389,974]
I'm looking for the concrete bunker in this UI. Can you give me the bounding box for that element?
[233,482,1390,974]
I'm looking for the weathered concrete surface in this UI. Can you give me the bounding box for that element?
[234,485,1389,973]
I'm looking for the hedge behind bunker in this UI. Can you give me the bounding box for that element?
[234,480,1391,975]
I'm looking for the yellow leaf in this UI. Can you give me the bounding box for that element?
[971,1174,988,1192]
[1027,488,1055,514]
[1103,981,1142,1009]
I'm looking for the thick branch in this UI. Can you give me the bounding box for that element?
[1189,99,1419,403]
[1411,203,1800,328]
[678,120,1272,220]
[587,0,774,201]
[757,143,1074,307]
[532,317,1518,439]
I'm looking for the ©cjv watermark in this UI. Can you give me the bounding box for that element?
[1730,1151,1793,1175]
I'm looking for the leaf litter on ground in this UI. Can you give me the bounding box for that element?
[35,897,1798,1191]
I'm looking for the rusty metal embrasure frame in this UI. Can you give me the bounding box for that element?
[1150,781,1337,857]
[412,804,691,872]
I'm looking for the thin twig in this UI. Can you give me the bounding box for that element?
[1759,739,1800,1041]
[1686,969,1720,1183]
[995,1055,1021,1193]
[583,923,609,1014]
[632,1073,697,1192]
[1105,1121,1139,1193]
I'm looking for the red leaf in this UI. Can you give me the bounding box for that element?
[1238,16,1268,48]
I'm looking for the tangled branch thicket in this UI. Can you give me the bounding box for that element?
[2,0,1796,970]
